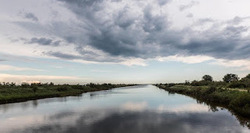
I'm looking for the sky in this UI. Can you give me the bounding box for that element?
[0,0,250,84]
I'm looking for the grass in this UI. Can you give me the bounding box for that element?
[0,83,133,104]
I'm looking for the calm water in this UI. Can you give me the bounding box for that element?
[0,85,249,133]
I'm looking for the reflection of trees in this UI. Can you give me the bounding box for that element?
[159,85,250,129]
[0,97,70,113]
[32,100,38,108]
[195,97,250,128]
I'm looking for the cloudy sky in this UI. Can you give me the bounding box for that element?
[0,0,250,84]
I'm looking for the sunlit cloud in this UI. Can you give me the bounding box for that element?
[210,59,250,71]
[156,55,213,64]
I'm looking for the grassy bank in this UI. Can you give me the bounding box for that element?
[156,84,250,118]
[0,83,133,104]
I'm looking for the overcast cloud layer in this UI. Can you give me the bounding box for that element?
[0,0,250,67]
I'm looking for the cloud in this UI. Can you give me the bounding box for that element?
[186,13,193,18]
[179,1,199,11]
[156,55,213,64]
[211,59,250,71]
[227,16,250,25]
[0,65,44,71]
[156,55,250,70]
[2,0,250,68]
[46,51,80,60]
[0,73,82,83]
[27,37,61,46]
[10,110,248,133]
[120,58,147,66]
[24,12,39,21]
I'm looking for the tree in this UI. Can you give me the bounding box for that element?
[241,74,250,88]
[243,74,250,79]
[223,74,239,83]
[202,75,213,82]
[191,80,199,86]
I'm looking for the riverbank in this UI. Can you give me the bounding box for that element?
[0,83,133,104]
[156,84,250,118]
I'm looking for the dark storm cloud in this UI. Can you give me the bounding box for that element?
[88,30,139,57]
[46,51,122,62]
[177,25,250,60]
[15,0,250,62]
[24,13,39,21]
[46,51,81,60]
[59,0,104,6]
[27,37,61,46]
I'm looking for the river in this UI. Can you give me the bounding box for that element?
[0,85,249,133]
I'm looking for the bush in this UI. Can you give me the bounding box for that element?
[71,85,83,90]
[228,82,247,88]
[241,78,250,88]
[204,86,216,94]
[32,86,38,93]
[191,80,212,86]
[230,93,250,110]
[57,86,69,91]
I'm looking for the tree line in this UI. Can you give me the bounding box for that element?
[186,73,250,89]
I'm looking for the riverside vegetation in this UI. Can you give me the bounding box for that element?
[0,82,133,104]
[156,74,250,122]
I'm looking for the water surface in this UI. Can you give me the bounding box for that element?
[0,85,249,133]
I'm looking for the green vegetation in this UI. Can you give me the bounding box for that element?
[223,73,240,83]
[0,82,133,104]
[202,75,213,82]
[155,73,250,119]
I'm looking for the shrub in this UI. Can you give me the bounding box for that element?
[228,82,247,88]
[57,86,69,91]
[241,78,250,88]
[32,86,38,93]
[191,80,212,86]
[230,93,250,108]
[204,86,216,94]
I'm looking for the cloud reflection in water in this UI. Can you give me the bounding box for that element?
[13,108,248,133]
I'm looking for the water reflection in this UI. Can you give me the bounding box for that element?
[0,85,249,133]
[11,110,249,133]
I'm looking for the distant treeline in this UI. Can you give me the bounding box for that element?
[0,83,135,104]
[157,73,250,91]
